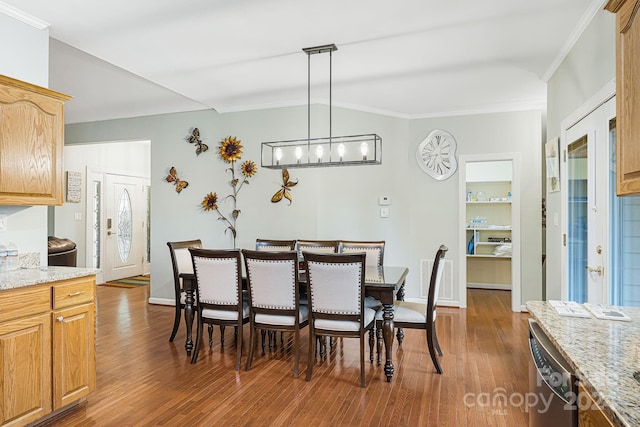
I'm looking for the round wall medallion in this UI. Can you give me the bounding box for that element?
[416,129,458,180]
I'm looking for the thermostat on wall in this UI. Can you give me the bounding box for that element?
[378,196,391,206]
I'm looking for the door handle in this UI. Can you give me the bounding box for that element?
[585,265,604,276]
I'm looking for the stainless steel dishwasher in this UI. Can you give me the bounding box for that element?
[528,319,577,427]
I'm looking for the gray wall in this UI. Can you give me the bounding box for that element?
[66,105,542,307]
[545,9,615,299]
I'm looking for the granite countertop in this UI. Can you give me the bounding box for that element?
[0,266,99,291]
[527,300,640,427]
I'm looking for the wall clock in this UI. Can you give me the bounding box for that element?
[416,129,458,180]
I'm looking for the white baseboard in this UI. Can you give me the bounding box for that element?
[148,297,175,306]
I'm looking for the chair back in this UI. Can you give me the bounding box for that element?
[339,240,385,267]
[189,248,243,311]
[304,252,366,321]
[427,245,448,322]
[167,240,202,294]
[296,240,339,266]
[242,249,299,313]
[255,239,296,252]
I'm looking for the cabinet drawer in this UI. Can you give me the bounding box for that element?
[0,285,50,323]
[52,277,95,309]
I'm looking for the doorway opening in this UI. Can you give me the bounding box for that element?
[459,153,521,312]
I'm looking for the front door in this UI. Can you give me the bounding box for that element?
[563,97,615,304]
[104,174,145,282]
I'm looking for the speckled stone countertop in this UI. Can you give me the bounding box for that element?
[0,266,99,291]
[527,301,640,427]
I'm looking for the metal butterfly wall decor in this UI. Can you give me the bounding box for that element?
[166,166,189,193]
[187,127,208,155]
[271,168,298,204]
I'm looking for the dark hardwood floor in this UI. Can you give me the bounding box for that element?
[45,286,531,426]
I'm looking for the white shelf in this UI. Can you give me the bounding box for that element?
[466,227,511,231]
[467,254,512,259]
[466,200,511,204]
[475,242,510,246]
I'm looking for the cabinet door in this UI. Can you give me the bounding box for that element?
[52,303,96,410]
[608,0,640,195]
[0,313,51,426]
[0,75,70,205]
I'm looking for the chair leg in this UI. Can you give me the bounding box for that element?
[293,329,299,378]
[306,328,315,382]
[376,325,383,366]
[426,324,443,374]
[360,334,366,387]
[235,323,242,371]
[208,324,214,349]
[169,304,181,342]
[434,328,443,356]
[261,329,266,354]
[190,317,203,364]
[220,325,225,346]
[246,324,256,371]
[368,328,374,363]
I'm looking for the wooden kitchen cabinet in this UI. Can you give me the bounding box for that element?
[605,0,640,195]
[0,285,52,426]
[0,312,52,426]
[0,74,71,205]
[52,303,96,409]
[578,382,616,427]
[51,277,96,410]
[0,275,96,426]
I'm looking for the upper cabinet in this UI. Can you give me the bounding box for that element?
[0,74,71,205]
[606,0,640,195]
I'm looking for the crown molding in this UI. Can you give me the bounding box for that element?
[542,0,608,82]
[215,97,545,120]
[0,2,49,30]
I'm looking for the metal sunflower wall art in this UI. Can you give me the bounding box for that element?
[271,169,297,204]
[201,136,258,248]
[186,127,209,155]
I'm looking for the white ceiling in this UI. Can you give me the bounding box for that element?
[2,0,601,124]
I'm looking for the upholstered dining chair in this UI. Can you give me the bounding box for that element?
[255,239,296,251]
[167,239,202,342]
[304,252,374,387]
[375,245,448,374]
[188,248,249,368]
[242,249,308,377]
[339,240,385,267]
[296,240,339,263]
[339,240,386,361]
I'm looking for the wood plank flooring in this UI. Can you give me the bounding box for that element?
[44,286,531,426]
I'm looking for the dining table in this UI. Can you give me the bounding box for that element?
[179,265,409,382]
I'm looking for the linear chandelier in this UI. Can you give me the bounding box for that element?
[261,44,382,169]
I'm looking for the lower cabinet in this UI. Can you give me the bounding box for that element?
[52,303,96,410]
[578,382,616,427]
[0,313,52,426]
[0,275,96,426]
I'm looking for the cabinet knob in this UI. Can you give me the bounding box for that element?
[56,316,63,322]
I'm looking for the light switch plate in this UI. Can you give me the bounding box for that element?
[74,212,82,221]
[380,207,390,218]
[0,215,6,232]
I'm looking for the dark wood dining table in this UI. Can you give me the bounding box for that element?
[179,265,409,382]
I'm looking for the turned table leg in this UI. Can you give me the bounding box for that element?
[382,303,395,382]
[184,287,195,356]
